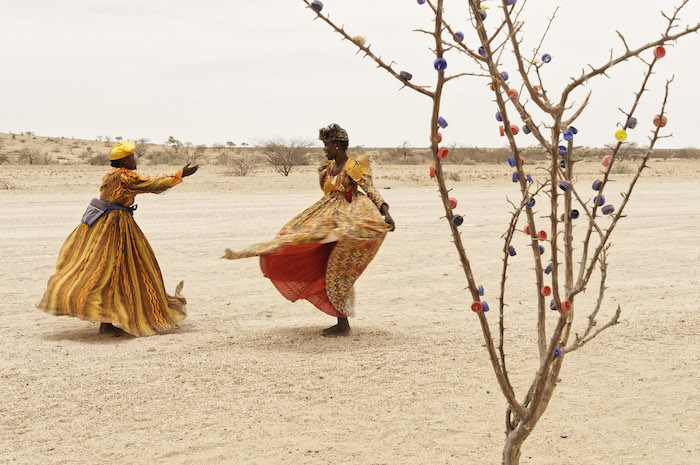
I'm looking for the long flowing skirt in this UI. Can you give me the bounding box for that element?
[37,211,186,336]
[224,192,389,317]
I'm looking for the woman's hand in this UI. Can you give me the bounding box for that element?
[380,204,395,231]
[182,163,199,177]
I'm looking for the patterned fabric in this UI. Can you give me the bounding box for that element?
[224,155,389,316]
[319,123,349,142]
[37,168,187,337]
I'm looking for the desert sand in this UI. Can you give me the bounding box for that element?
[1,161,698,464]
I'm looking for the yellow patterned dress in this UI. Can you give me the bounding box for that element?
[224,155,390,317]
[37,168,187,336]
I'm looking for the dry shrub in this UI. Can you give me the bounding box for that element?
[17,148,53,165]
[259,137,314,176]
[216,151,256,176]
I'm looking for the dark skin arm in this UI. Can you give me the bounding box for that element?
[182,163,199,177]
[380,203,395,231]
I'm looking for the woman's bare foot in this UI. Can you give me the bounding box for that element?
[99,323,125,337]
[322,317,350,337]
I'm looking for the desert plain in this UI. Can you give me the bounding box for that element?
[1,159,698,464]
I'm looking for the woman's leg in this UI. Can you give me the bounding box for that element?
[322,317,350,337]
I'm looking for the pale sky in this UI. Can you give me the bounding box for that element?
[2,0,699,148]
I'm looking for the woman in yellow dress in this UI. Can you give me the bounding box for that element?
[37,141,198,336]
[224,123,394,336]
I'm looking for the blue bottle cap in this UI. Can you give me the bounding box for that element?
[526,197,535,208]
[544,263,553,274]
[478,285,484,296]
[438,116,448,128]
[417,0,426,4]
[526,174,533,183]
[501,71,509,81]
[480,11,487,20]
[512,172,519,182]
[478,46,486,57]
[434,57,447,71]
[507,155,516,167]
[558,181,570,192]
[559,159,566,169]
[550,299,557,310]
[627,116,637,129]
[454,31,464,42]
[399,71,413,81]
[539,245,545,255]
[507,0,517,5]
[592,179,602,191]
[602,204,615,215]
[482,301,490,312]
[542,53,552,63]
[558,145,567,155]
[496,112,503,122]
[569,209,579,219]
[563,131,574,141]
[509,245,516,256]
[569,126,578,134]
[594,195,605,206]
[311,0,323,12]
[523,125,531,134]
[451,214,464,226]
[554,347,561,358]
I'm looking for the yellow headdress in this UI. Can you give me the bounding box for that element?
[109,141,136,161]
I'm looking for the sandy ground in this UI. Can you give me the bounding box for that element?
[1,161,698,465]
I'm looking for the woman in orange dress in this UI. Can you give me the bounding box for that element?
[37,141,198,336]
[224,123,394,336]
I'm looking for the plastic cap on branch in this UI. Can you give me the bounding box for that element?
[563,131,574,141]
[507,156,516,167]
[496,112,503,122]
[437,147,449,159]
[539,245,545,255]
[507,0,517,5]
[561,300,572,312]
[559,159,566,169]
[526,197,535,208]
[524,224,530,235]
[429,165,436,178]
[526,174,533,183]
[352,35,367,47]
[594,195,605,207]
[451,214,464,227]
[480,11,487,20]
[512,172,519,182]
[558,181,571,192]
[541,286,552,296]
[533,85,540,92]
[542,53,552,63]
[615,129,628,142]
[501,71,509,81]
[438,116,448,128]
[537,230,548,240]
[569,209,579,219]
[471,301,483,313]
[478,46,486,57]
[507,89,519,99]
[311,1,323,12]
[511,125,519,135]
[627,117,637,129]
[482,301,490,312]
[602,204,615,215]
[558,145,567,155]
[602,155,612,167]
[554,347,562,358]
[544,263,553,274]
[454,31,464,42]
[550,299,557,311]
[478,285,485,296]
[523,125,531,134]
[434,57,447,71]
[569,126,578,134]
[449,197,458,209]
[592,179,602,190]
[654,115,668,127]
[433,132,442,143]
[399,71,413,81]
[653,46,666,59]
[499,125,505,137]
[417,0,426,4]
[508,245,516,256]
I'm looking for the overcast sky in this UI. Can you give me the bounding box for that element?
[2,0,699,148]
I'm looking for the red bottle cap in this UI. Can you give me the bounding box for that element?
[437,147,449,159]
[561,300,572,312]
[507,89,518,99]
[449,197,458,209]
[653,46,666,59]
[537,230,547,240]
[511,124,519,135]
[541,286,551,296]
[499,125,505,137]
[471,301,483,313]
[524,224,530,235]
[602,155,612,167]
[429,165,436,178]
[653,115,668,127]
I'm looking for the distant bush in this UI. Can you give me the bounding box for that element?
[87,154,105,166]
[0,153,8,165]
[17,148,53,165]
[216,151,256,176]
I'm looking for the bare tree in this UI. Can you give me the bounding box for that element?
[300,0,699,463]
[217,149,257,176]
[134,138,150,159]
[17,147,53,165]
[258,137,314,176]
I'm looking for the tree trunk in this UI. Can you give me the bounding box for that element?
[502,427,529,465]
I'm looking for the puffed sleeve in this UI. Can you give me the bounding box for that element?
[121,169,183,195]
[318,162,331,191]
[346,156,386,210]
